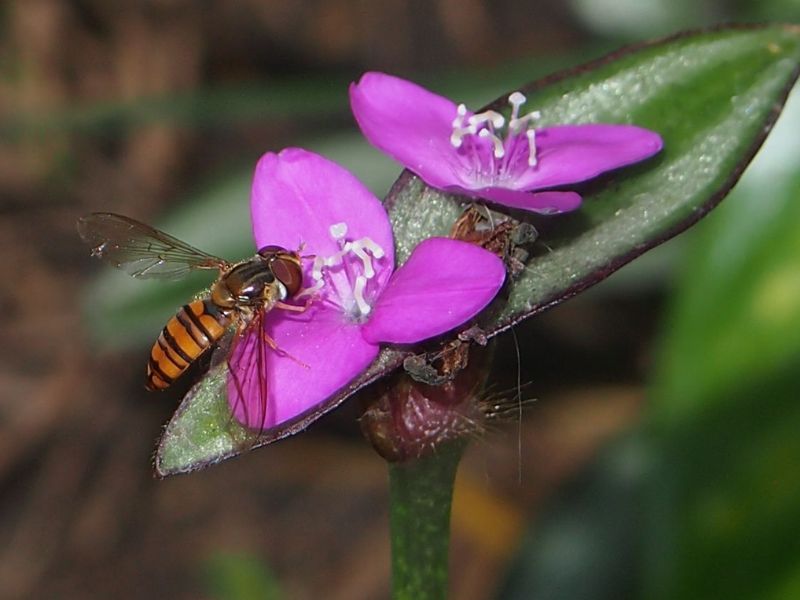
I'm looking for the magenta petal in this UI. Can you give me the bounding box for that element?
[361,238,505,344]
[250,148,394,266]
[515,125,663,190]
[475,188,582,214]
[228,305,379,429]
[350,72,464,189]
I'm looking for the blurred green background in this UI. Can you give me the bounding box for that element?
[1,1,799,599]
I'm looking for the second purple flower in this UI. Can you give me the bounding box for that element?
[350,72,663,214]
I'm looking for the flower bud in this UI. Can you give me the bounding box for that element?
[360,344,491,462]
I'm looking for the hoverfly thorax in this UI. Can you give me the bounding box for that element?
[213,261,275,308]
[210,247,302,311]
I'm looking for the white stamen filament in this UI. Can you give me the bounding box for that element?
[353,275,371,316]
[329,222,348,239]
[479,128,505,159]
[526,129,538,166]
[349,241,376,279]
[451,103,468,127]
[359,237,385,259]
[509,108,541,135]
[451,126,472,148]
[311,256,325,280]
[508,91,526,123]
[324,246,347,268]
[450,104,471,147]
[295,256,326,298]
[295,280,323,298]
[468,110,505,130]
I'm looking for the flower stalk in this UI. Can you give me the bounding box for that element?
[362,342,495,599]
[388,441,465,600]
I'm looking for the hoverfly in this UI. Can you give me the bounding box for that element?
[77,212,307,433]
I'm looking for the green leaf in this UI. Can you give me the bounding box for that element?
[488,89,800,600]
[202,551,283,600]
[641,168,800,600]
[652,171,800,422]
[3,78,347,139]
[156,366,252,474]
[391,25,800,335]
[647,367,800,600]
[157,25,800,475]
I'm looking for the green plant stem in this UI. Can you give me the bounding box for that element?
[388,442,465,600]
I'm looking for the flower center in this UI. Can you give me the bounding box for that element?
[299,222,386,321]
[449,92,541,185]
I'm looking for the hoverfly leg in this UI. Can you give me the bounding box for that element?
[261,329,310,370]
[260,329,279,350]
[275,299,312,313]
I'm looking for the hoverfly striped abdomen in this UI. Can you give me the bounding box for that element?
[147,299,231,391]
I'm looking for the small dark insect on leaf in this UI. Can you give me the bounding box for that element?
[402,206,533,386]
[449,205,537,278]
[403,341,471,386]
[458,325,488,346]
[403,355,446,386]
[510,222,538,246]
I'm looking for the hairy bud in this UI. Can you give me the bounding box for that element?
[360,345,491,462]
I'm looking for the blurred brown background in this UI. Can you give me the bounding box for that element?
[3,1,798,599]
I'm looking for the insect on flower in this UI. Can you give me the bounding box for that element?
[233,148,506,433]
[78,150,507,451]
[77,212,308,435]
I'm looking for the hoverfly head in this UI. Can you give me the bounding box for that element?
[259,245,303,298]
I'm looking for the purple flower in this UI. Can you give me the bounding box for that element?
[229,148,506,429]
[349,72,663,214]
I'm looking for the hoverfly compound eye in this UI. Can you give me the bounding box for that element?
[270,252,303,297]
[257,244,286,258]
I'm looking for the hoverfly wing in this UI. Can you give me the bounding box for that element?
[77,212,230,279]
[215,312,271,448]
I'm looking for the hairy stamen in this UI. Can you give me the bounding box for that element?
[301,221,387,318]
[526,129,538,167]
[329,222,348,239]
[451,104,472,148]
[295,255,326,298]
[479,128,505,159]
[467,110,505,130]
[449,92,543,181]
[350,241,377,278]
[352,275,371,316]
